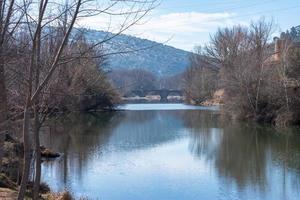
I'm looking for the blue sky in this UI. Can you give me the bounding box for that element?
[148,0,300,51]
[85,0,300,51]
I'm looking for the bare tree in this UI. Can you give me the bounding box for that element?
[0,0,24,180]
[271,35,300,126]
[204,20,275,120]
[183,46,219,104]
[0,0,15,127]
[184,19,300,125]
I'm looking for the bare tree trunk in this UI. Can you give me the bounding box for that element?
[255,64,264,114]
[0,58,7,172]
[33,106,41,200]
[33,7,42,197]
[18,107,32,200]
[0,61,7,126]
[0,0,5,171]
[33,45,41,199]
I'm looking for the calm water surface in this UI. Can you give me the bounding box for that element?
[41,104,300,200]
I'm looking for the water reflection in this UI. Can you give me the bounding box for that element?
[41,113,121,186]
[186,113,300,199]
[41,104,300,200]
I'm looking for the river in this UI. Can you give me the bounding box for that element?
[41,103,300,200]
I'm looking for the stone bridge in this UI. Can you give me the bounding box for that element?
[130,89,183,102]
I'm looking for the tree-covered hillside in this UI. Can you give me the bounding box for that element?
[83,29,191,76]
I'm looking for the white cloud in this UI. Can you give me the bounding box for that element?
[127,12,248,51]
[80,11,247,51]
[134,12,236,32]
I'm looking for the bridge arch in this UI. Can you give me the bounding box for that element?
[130,89,183,102]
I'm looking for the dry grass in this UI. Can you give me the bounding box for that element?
[44,191,88,200]
[0,187,18,200]
[44,191,73,200]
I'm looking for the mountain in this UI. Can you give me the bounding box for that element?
[83,29,191,77]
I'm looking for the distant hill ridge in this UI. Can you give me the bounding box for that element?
[81,28,191,76]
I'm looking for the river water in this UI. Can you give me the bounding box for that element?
[41,103,300,200]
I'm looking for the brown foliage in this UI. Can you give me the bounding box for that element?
[185,19,300,125]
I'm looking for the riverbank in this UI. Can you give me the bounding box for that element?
[0,187,77,200]
[0,132,61,199]
[185,89,224,107]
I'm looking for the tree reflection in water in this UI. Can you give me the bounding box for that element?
[40,107,300,199]
[184,110,300,196]
[41,112,123,186]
